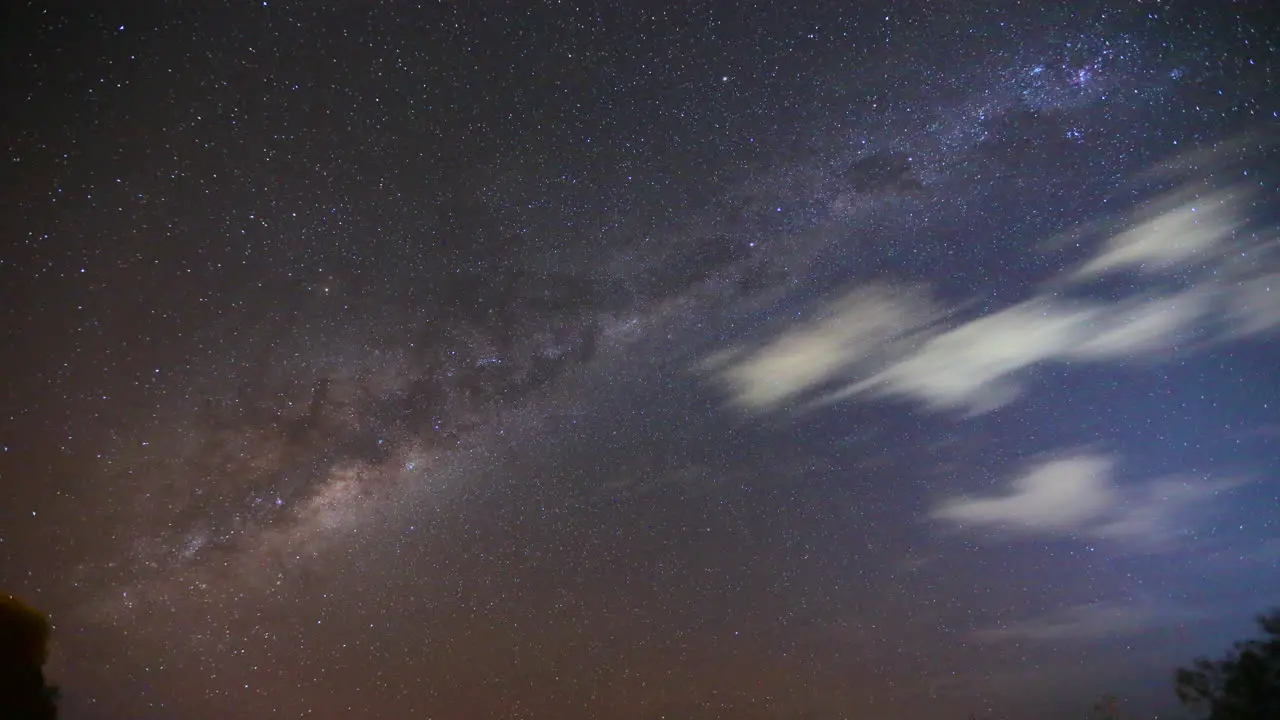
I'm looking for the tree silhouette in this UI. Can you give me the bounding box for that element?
[1175,608,1280,720]
[0,593,58,720]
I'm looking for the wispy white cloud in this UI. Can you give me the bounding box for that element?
[1225,272,1280,337]
[930,453,1243,548]
[706,180,1278,416]
[972,601,1199,643]
[1067,290,1209,359]
[1072,189,1246,280]
[1089,474,1246,544]
[822,290,1208,413]
[706,283,935,411]
[828,298,1098,413]
[932,455,1115,532]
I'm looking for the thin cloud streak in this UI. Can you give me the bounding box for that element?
[972,601,1200,643]
[929,452,1244,549]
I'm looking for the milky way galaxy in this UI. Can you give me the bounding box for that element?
[3,3,1279,719]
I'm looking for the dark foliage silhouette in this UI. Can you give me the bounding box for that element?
[1175,608,1280,720]
[0,593,58,720]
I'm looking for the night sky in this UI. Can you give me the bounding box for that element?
[2,1,1279,718]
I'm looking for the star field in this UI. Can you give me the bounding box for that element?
[2,2,1279,719]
